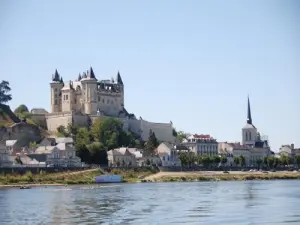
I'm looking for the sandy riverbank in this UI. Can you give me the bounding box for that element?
[144,171,300,182]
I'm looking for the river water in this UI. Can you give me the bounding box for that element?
[0,180,299,225]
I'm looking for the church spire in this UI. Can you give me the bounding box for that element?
[247,95,252,124]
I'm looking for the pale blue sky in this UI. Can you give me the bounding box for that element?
[0,0,299,151]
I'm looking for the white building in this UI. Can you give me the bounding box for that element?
[182,134,218,156]
[30,137,81,167]
[0,140,13,167]
[279,144,300,157]
[107,147,142,167]
[155,142,183,167]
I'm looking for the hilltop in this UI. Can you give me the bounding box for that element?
[0,104,46,147]
[0,104,21,127]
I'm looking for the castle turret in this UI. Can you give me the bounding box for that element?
[81,67,98,114]
[50,69,64,113]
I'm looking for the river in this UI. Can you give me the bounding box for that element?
[0,180,299,224]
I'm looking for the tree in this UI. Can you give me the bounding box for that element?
[197,155,203,165]
[76,128,90,146]
[144,129,159,156]
[57,125,68,137]
[67,123,79,139]
[14,104,29,114]
[256,158,263,169]
[0,80,12,104]
[233,157,240,167]
[91,118,132,149]
[295,156,300,168]
[221,156,227,167]
[186,152,196,167]
[213,156,221,166]
[239,155,245,168]
[267,156,275,169]
[202,155,212,168]
[273,157,279,168]
[179,152,188,167]
[176,130,187,142]
[75,143,91,163]
[87,142,108,165]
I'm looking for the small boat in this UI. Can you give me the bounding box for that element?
[95,175,122,183]
[20,186,31,189]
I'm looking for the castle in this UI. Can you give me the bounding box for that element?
[34,67,175,143]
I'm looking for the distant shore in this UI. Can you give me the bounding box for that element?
[142,171,300,182]
[1,170,300,188]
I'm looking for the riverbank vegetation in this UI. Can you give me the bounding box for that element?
[178,152,300,169]
[0,167,158,186]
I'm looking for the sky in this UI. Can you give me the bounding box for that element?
[0,0,299,151]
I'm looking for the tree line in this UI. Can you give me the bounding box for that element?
[178,152,300,169]
[57,118,160,165]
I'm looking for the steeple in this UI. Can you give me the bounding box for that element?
[89,67,96,79]
[247,96,252,124]
[116,71,123,85]
[78,73,82,81]
[60,76,64,83]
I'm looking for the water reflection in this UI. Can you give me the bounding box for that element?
[0,181,300,225]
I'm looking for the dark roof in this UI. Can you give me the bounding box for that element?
[89,67,96,79]
[175,145,190,151]
[116,71,123,85]
[28,154,47,162]
[52,69,60,82]
[247,96,252,125]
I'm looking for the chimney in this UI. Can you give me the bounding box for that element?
[291,143,294,150]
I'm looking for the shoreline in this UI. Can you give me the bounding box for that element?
[0,183,65,189]
[1,171,300,188]
[142,171,300,182]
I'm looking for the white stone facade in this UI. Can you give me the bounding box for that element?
[182,134,218,156]
[50,68,124,117]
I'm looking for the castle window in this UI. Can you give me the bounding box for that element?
[55,88,57,92]
[66,95,68,100]
[102,99,104,103]
[63,95,65,100]
[245,132,248,141]
[54,99,58,105]
[249,132,252,141]
[107,99,109,104]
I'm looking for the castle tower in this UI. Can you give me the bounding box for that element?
[81,67,98,114]
[50,69,64,113]
[242,96,257,146]
[61,81,74,112]
[116,71,124,109]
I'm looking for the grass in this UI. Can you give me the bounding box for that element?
[0,167,158,186]
[0,169,101,186]
[109,167,158,182]
[151,172,300,182]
